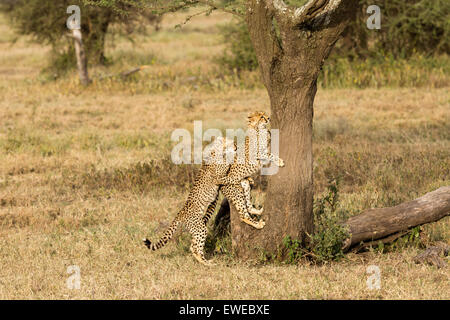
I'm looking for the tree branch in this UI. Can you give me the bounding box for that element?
[149,1,243,18]
[266,0,350,27]
[196,0,244,18]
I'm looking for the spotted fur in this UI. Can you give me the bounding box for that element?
[143,136,257,265]
[216,111,285,228]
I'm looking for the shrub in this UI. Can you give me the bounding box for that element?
[283,236,304,264]
[0,0,160,75]
[281,179,350,264]
[216,21,258,72]
[218,1,449,73]
[309,179,350,263]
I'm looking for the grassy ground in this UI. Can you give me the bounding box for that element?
[0,10,449,299]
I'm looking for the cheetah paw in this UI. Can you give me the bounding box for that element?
[246,177,255,185]
[249,206,264,215]
[192,253,215,266]
[242,218,265,229]
[278,158,285,167]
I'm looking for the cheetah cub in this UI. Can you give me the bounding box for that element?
[216,111,285,228]
[143,136,257,265]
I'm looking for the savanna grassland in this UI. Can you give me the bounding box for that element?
[0,9,449,299]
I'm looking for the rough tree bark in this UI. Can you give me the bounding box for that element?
[228,0,357,259]
[85,18,110,65]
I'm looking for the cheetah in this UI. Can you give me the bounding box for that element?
[215,111,285,228]
[143,136,261,265]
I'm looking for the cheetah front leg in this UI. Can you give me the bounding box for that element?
[215,175,264,228]
[241,178,263,216]
[221,184,265,229]
[259,152,285,167]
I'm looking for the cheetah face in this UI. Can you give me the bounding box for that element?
[247,111,270,130]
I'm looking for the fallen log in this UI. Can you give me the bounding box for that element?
[342,186,450,251]
[120,65,150,78]
[97,65,151,80]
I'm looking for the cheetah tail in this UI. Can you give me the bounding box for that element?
[143,217,181,251]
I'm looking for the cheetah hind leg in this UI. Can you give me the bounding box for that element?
[189,223,214,266]
[190,245,213,266]
[241,178,263,216]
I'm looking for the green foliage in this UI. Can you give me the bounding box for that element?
[282,236,304,264]
[0,0,152,75]
[347,0,450,58]
[217,21,259,72]
[217,0,449,76]
[205,229,232,257]
[279,179,350,264]
[389,0,449,55]
[373,226,424,253]
[309,179,350,263]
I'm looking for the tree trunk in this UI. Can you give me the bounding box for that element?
[230,82,317,259]
[72,28,91,86]
[85,19,110,65]
[343,186,450,251]
[228,0,356,260]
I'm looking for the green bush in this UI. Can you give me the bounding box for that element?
[217,1,449,77]
[318,0,449,59]
[371,0,449,57]
[0,0,159,75]
[309,179,350,263]
[373,226,424,253]
[320,52,450,88]
[283,236,304,264]
[280,179,350,264]
[216,21,258,72]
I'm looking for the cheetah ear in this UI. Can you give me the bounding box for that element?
[259,111,269,119]
[247,112,259,125]
[248,111,268,119]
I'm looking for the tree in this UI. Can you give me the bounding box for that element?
[231,0,358,259]
[84,0,450,261]
[88,0,357,260]
[0,0,161,76]
[338,0,449,58]
[1,1,111,66]
[219,0,450,74]
[67,8,91,86]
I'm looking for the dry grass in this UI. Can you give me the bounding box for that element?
[0,10,449,299]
